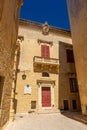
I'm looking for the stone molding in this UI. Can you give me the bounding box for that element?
[37,39,53,46]
[37,78,55,85]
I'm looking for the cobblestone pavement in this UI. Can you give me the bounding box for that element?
[4,113,87,130]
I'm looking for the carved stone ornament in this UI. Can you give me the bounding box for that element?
[42,21,50,35]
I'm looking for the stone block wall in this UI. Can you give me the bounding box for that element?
[0,0,22,128]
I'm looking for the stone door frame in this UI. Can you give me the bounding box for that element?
[38,82,55,110]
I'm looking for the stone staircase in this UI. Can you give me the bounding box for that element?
[37,109,60,114]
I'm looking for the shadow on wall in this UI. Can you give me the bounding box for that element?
[13,50,20,114]
[58,41,81,111]
[0,76,5,107]
[13,49,21,114]
[58,41,70,111]
[16,51,20,72]
[14,99,18,114]
[0,76,5,127]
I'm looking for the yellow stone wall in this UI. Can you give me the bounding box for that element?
[0,0,22,128]
[15,20,81,114]
[67,0,87,115]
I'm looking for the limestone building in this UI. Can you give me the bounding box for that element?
[67,0,87,115]
[15,19,81,114]
[0,0,23,129]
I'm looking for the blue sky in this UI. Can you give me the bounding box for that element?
[20,0,70,30]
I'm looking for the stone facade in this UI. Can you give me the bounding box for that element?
[15,19,81,114]
[67,0,87,115]
[0,0,23,129]
[59,42,81,111]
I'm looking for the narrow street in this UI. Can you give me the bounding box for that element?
[5,113,87,130]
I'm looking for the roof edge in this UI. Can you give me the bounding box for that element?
[19,18,71,37]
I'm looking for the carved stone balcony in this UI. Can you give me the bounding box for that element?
[33,56,59,74]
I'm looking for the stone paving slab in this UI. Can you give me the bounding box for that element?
[4,113,87,130]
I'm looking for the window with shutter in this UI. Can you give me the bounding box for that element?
[41,45,50,58]
[45,46,50,58]
[69,78,78,92]
[41,45,45,57]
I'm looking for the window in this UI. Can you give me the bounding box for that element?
[41,45,50,58]
[72,100,77,110]
[66,49,74,63]
[42,72,49,77]
[31,101,36,109]
[63,100,69,110]
[69,78,78,92]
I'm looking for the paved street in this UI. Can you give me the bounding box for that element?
[5,113,87,130]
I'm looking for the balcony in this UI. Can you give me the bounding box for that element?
[33,56,59,74]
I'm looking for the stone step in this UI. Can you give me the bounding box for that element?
[37,109,60,114]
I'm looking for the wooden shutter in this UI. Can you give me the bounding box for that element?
[41,45,50,58]
[41,45,45,57]
[45,46,50,58]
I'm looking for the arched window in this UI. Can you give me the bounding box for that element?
[42,72,49,77]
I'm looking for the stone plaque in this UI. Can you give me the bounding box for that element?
[24,84,32,94]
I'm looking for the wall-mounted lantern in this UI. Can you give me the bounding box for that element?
[22,72,26,80]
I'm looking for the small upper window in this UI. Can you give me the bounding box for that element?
[66,49,74,63]
[69,78,78,92]
[42,72,49,77]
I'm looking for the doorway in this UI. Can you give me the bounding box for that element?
[42,87,51,107]
[72,100,77,110]
[63,100,69,110]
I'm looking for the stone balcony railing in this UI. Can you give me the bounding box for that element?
[33,56,59,64]
[33,56,59,74]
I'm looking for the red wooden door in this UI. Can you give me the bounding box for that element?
[42,87,51,107]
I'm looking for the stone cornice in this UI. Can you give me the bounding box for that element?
[37,39,53,46]
[37,78,55,85]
